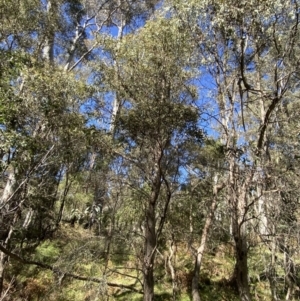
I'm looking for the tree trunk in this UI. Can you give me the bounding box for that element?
[143,143,162,301]
[0,225,15,298]
[233,229,252,301]
[191,181,224,301]
[143,199,156,301]
[167,236,177,301]
[110,16,125,136]
[283,240,295,301]
[191,202,215,301]
[232,191,252,301]
[0,252,8,298]
[191,256,201,301]
[42,0,55,63]
[229,154,253,301]
[0,171,17,297]
[267,225,278,301]
[0,165,17,297]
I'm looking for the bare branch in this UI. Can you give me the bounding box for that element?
[0,243,143,294]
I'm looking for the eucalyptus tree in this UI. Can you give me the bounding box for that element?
[170,0,300,300]
[100,0,160,135]
[258,91,300,300]
[184,140,226,301]
[0,0,101,296]
[104,15,201,300]
[0,0,161,299]
[0,51,95,296]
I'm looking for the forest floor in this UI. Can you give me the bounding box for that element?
[4,224,289,300]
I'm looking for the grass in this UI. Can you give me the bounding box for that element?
[7,225,287,301]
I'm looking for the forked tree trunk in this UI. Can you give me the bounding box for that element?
[167,236,177,301]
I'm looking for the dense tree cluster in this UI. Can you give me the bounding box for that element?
[1,0,300,301]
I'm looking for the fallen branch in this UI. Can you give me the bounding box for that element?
[0,243,143,294]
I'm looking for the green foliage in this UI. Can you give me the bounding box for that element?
[1,1,300,301]
[35,240,61,263]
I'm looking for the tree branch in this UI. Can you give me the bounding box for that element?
[0,243,143,294]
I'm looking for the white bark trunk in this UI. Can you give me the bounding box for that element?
[1,172,16,210]
[42,0,55,63]
[167,238,177,301]
[110,17,125,135]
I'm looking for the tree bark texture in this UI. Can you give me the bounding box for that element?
[143,201,156,301]
[229,153,253,301]
[0,252,8,298]
[233,229,252,301]
[143,143,162,301]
